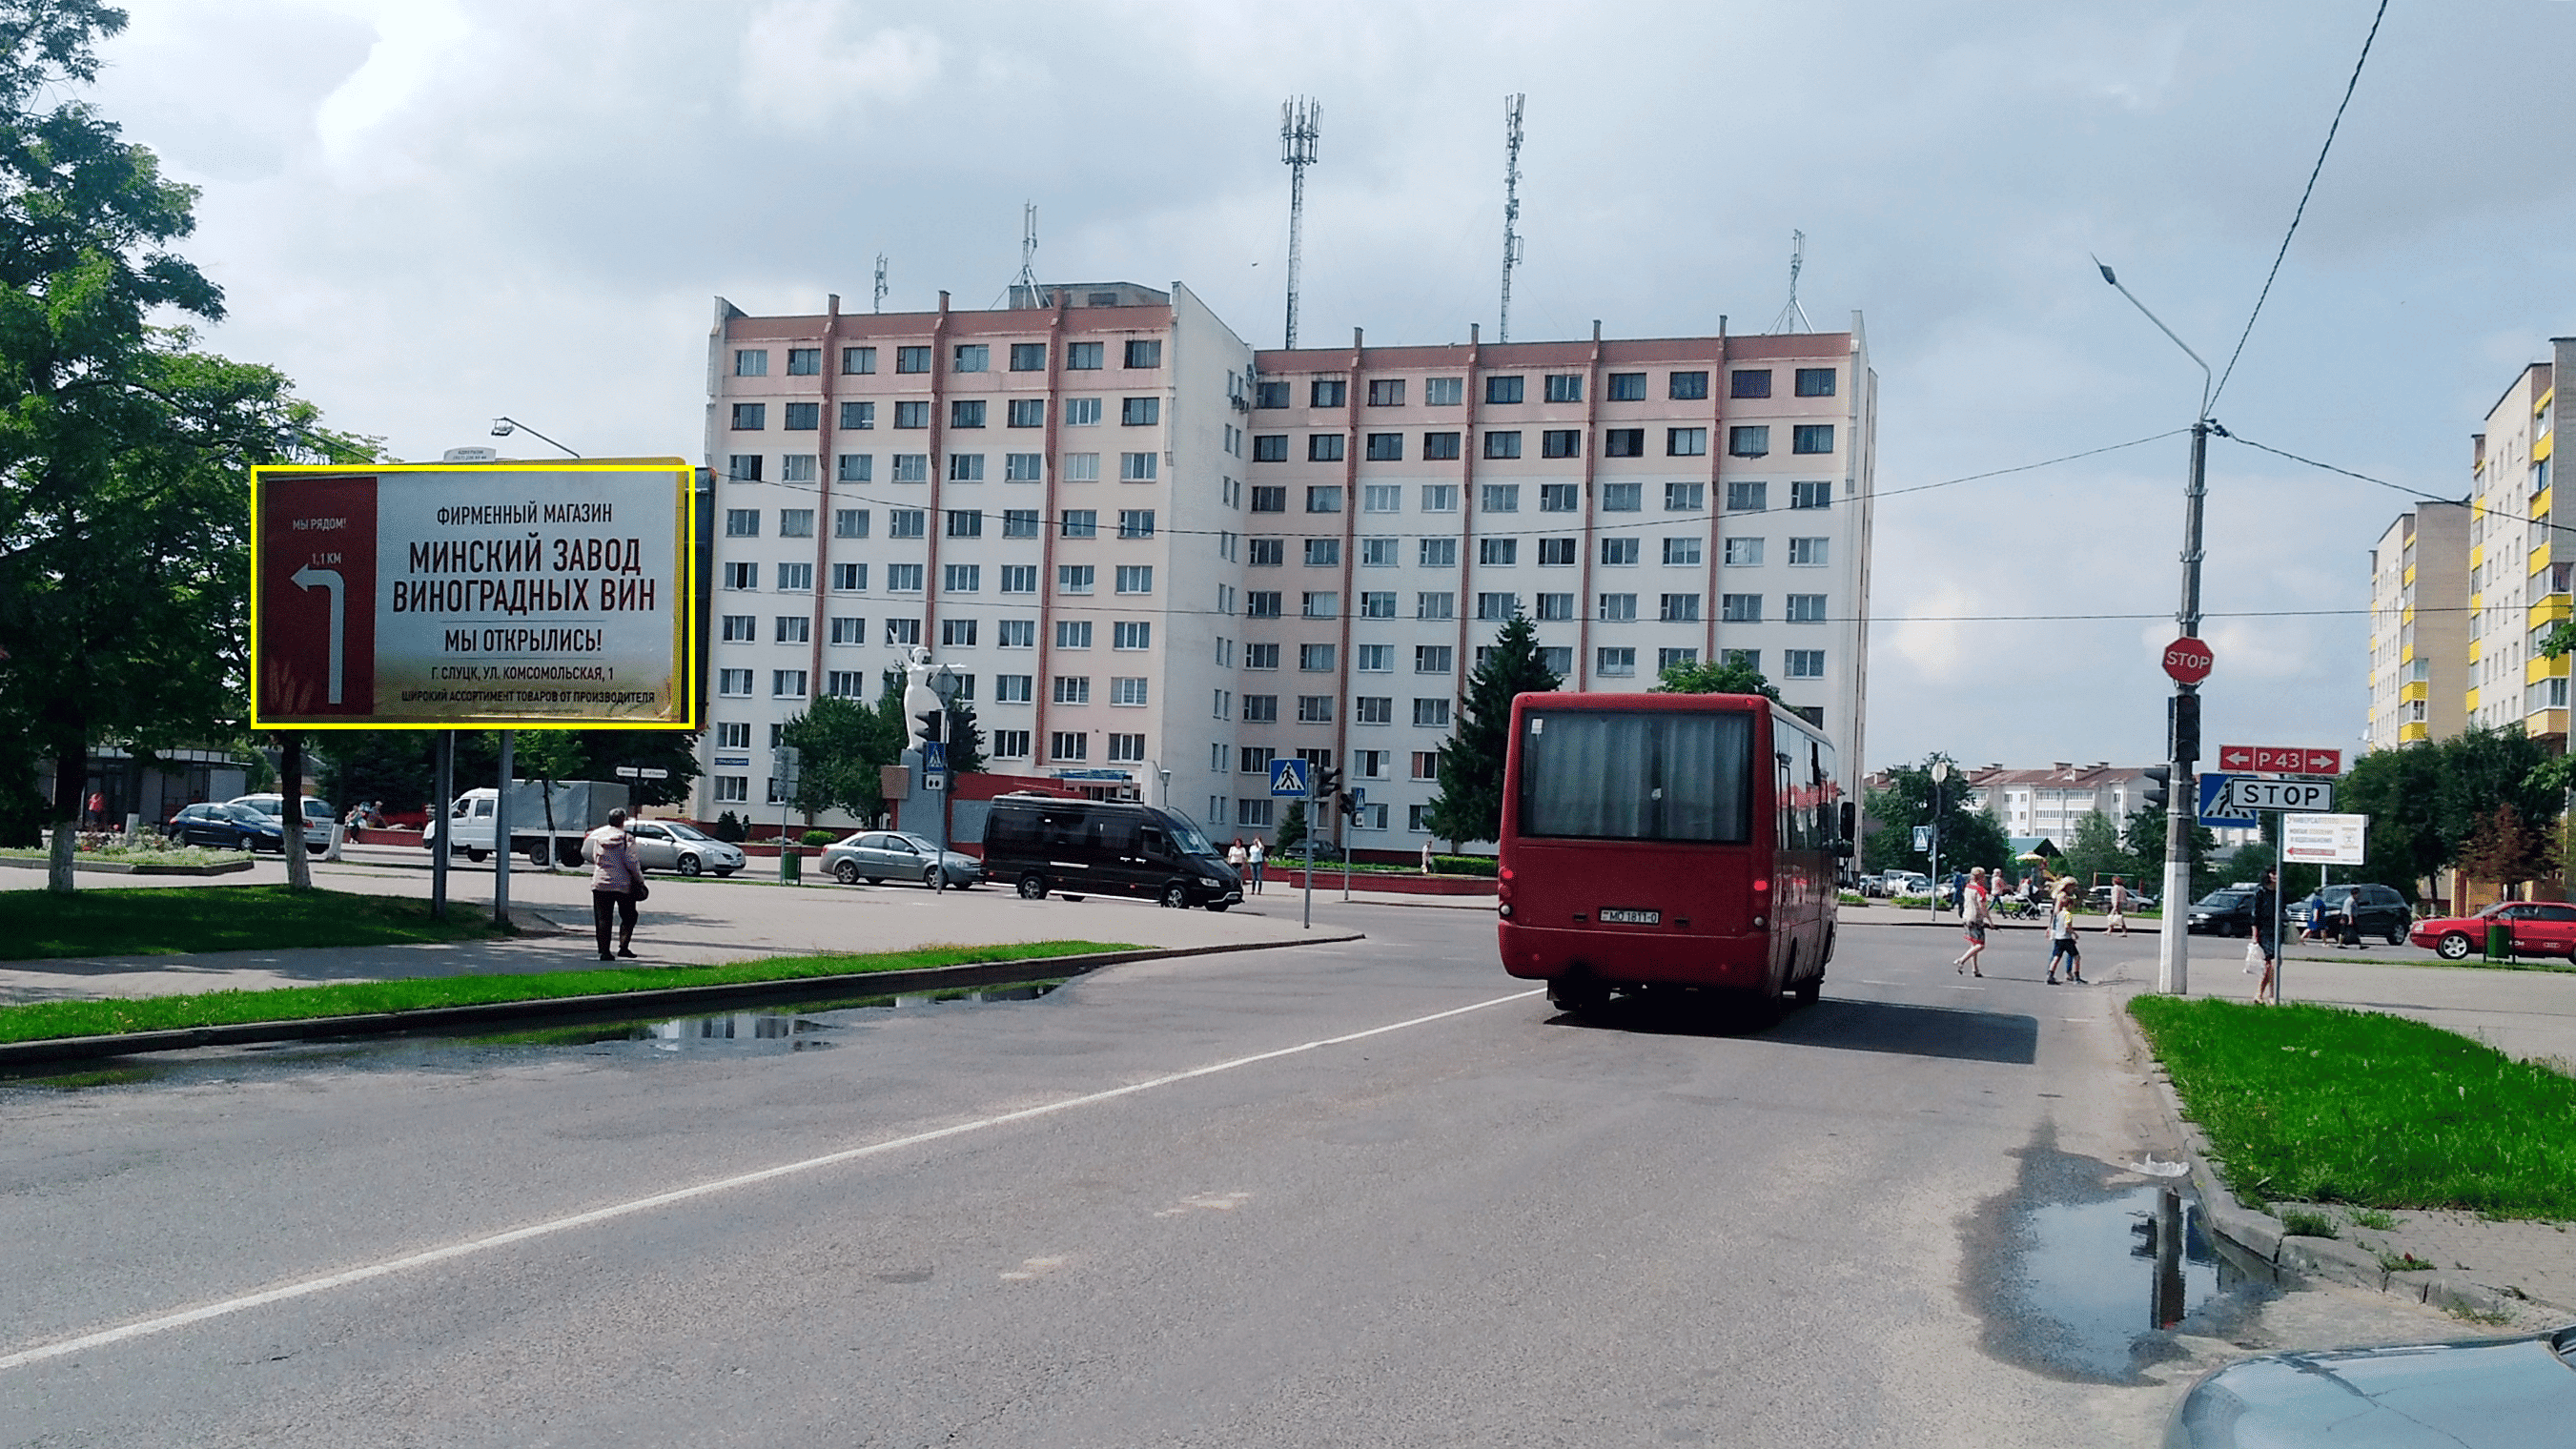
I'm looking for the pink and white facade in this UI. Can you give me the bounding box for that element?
[697,281,1874,848]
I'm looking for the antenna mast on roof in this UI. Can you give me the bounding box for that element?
[1280,95,1320,349]
[873,254,888,314]
[1768,230,1812,334]
[1012,202,1039,304]
[1499,93,1525,343]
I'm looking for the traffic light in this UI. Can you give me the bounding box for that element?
[913,708,944,746]
[1314,765,1341,798]
[1337,790,1358,819]
[2167,691,2201,764]
[2141,765,2171,812]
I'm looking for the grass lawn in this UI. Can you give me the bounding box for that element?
[1,886,507,962]
[2129,995,2576,1220]
[0,940,1136,1045]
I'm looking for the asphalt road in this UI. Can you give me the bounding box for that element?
[0,903,2480,1447]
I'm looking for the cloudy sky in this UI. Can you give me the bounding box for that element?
[87,0,2572,772]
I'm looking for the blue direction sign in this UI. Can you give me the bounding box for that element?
[922,741,949,772]
[2198,772,2256,828]
[1268,758,1311,798]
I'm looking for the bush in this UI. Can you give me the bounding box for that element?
[801,828,836,847]
[1431,854,1499,877]
[711,811,748,843]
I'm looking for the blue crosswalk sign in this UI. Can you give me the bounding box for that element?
[1268,758,1311,798]
[922,741,948,772]
[2198,772,2255,828]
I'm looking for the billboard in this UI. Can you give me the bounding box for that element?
[250,460,695,728]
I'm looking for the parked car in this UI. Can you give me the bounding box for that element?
[2410,900,2576,961]
[2288,883,2411,945]
[2086,884,2157,911]
[1886,872,1933,899]
[2164,1324,2576,1447]
[621,819,744,878]
[219,794,332,854]
[2185,888,2259,936]
[163,802,286,851]
[818,831,984,888]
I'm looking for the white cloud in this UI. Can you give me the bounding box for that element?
[736,5,943,135]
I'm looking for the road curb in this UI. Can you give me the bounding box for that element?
[0,932,1368,1071]
[2111,995,2566,1319]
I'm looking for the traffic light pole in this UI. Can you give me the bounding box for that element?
[2158,420,2209,997]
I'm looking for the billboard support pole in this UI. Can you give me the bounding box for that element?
[494,730,514,929]
[430,730,453,920]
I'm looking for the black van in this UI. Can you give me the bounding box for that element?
[983,795,1242,911]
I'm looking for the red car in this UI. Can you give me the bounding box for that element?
[2410,901,2576,960]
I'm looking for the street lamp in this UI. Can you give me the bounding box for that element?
[1929,760,1951,914]
[489,417,581,459]
[2096,258,2212,997]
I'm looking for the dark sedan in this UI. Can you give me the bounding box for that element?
[2185,888,2259,936]
[162,803,284,851]
[2166,1325,2576,1447]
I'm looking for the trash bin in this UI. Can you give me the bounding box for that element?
[2485,922,2511,962]
[779,847,802,885]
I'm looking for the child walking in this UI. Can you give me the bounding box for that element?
[2046,884,2083,985]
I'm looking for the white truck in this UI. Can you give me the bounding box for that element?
[424,780,631,867]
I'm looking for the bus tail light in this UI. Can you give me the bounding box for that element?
[1752,877,1770,892]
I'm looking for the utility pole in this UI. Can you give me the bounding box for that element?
[1499,93,1525,343]
[1279,96,1320,350]
[873,254,888,314]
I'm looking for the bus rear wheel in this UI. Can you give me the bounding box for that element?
[1546,976,1607,1015]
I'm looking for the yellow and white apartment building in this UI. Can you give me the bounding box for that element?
[2366,502,2465,748]
[2464,345,2570,744]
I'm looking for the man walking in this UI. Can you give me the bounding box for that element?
[2106,876,2129,936]
[2252,868,2281,1005]
[1953,867,1993,977]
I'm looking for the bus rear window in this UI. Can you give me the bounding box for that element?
[1518,710,1753,843]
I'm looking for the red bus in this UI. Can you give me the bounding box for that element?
[1497,691,1851,1014]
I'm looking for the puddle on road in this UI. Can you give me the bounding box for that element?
[0,982,1062,1092]
[1966,1133,2270,1384]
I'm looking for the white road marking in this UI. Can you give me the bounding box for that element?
[1943,984,1987,990]
[1155,1190,1253,1217]
[997,1255,1071,1282]
[0,988,1543,1372]
[1854,979,1903,987]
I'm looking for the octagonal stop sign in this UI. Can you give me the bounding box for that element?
[2162,636,2213,684]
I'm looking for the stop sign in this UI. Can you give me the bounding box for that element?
[2162,636,2214,684]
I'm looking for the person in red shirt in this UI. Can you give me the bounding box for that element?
[1952,867,1993,976]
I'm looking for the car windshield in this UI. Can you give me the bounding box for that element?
[1170,818,1218,857]
[663,823,710,841]
[894,834,936,852]
[2197,890,2251,908]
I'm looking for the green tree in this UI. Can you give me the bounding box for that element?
[1652,655,1782,701]
[782,692,903,823]
[1275,799,1307,853]
[2456,802,2559,902]
[1425,613,1562,847]
[2059,809,2140,893]
[1860,756,2013,881]
[2121,805,2221,900]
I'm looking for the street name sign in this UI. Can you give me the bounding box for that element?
[2281,812,2368,866]
[613,765,669,780]
[2161,636,2214,684]
[2214,745,2343,776]
[1268,758,1311,798]
[2198,773,2256,828]
[250,459,695,728]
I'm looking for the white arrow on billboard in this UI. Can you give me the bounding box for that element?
[290,564,345,704]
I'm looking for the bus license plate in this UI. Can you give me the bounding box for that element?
[1599,908,1661,925]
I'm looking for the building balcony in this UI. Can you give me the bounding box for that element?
[2399,721,2430,743]
[2526,707,2568,739]
[2528,653,2570,685]
[2401,681,2428,704]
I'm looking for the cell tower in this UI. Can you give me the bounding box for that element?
[873,253,888,314]
[1012,202,1039,304]
[1279,95,1321,349]
[1768,230,1813,334]
[1499,93,1526,343]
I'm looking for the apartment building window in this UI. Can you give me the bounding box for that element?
[1304,538,1340,567]
[1097,732,1143,764]
[1000,342,1045,372]
[1306,434,1345,463]
[823,669,865,699]
[1657,647,1699,673]
[779,455,817,483]
[1604,428,1645,458]
[1728,480,1768,512]
[1596,647,1637,677]
[885,508,925,540]
[999,398,1044,432]
[1544,374,1583,403]
[730,402,766,431]
[1724,648,1761,673]
[1059,509,1096,538]
[1786,648,1827,679]
[1663,537,1702,565]
[724,561,757,590]
[1053,676,1091,704]
[1121,452,1159,480]
[833,508,869,541]
[1114,622,1152,651]
[1480,483,1520,515]
[1294,695,1333,724]
[997,509,1040,540]
[1416,644,1453,674]
[1366,432,1403,461]
[1601,538,1639,565]
[1730,369,1772,398]
[1659,593,1701,622]
[1541,429,1581,459]
[1536,592,1574,621]
[726,454,762,482]
[1246,642,1278,669]
[777,561,812,591]
[784,401,820,431]
[1721,593,1762,622]
[1051,732,1089,762]
[1237,799,1274,828]
[1602,482,1642,512]
[829,401,870,434]
[1068,341,1103,370]
[885,563,923,592]
[1124,339,1162,369]
[988,564,1032,596]
[724,508,759,538]
[1420,538,1457,567]
[1792,424,1834,454]
[772,669,808,698]
[1309,378,1347,408]
[1247,379,1289,410]
[1065,453,1100,481]
[1246,590,1282,617]
[734,349,767,377]
[895,346,931,374]
[1401,377,1454,409]
[1788,537,1829,566]
[1538,645,1573,674]
[987,622,1032,653]
[1248,538,1285,568]
[1355,696,1393,724]
[720,614,755,642]
[1794,367,1837,398]
[1057,564,1094,593]
[893,401,929,429]
[1357,643,1394,670]
[1417,590,1455,620]
[1483,430,1523,460]
[1121,397,1160,426]
[948,454,985,482]
[1116,565,1154,594]
[941,399,983,430]
[1790,480,1832,509]
[1065,398,1102,427]
[1728,425,1769,458]
[1479,375,1523,405]
[1665,482,1707,512]
[1243,694,1279,722]
[1360,590,1398,618]
[1537,483,1578,513]
[774,614,810,643]
[1413,698,1452,728]
[940,619,978,648]
[946,508,983,539]
[949,343,988,373]
[1423,432,1462,460]
[1253,435,1289,463]
[990,729,1032,760]
[1408,750,1441,781]
[885,618,921,645]
[709,773,749,804]
[1362,484,1402,514]
[842,345,876,375]
[1301,590,1337,618]
[1480,538,1518,567]
[995,671,1033,700]
[1118,508,1156,539]
[1476,591,1521,621]
[891,454,929,482]
[1109,677,1149,707]
[1724,537,1766,566]
[1366,378,1405,407]
[1788,593,1828,622]
[1667,427,1708,457]
[717,668,753,697]
[1605,372,1647,401]
[1668,370,1708,400]
[943,563,980,594]
[1598,593,1637,622]
[1307,485,1343,513]
[830,615,865,643]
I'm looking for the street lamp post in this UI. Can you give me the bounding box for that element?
[2096,259,2211,997]
[489,418,582,459]
[1930,760,1951,915]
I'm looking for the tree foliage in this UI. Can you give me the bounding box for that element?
[1425,613,1561,847]
[2340,727,2563,900]
[1860,756,2013,878]
[2456,803,2559,901]
[1652,655,1782,701]
[1275,799,1307,853]
[782,675,908,823]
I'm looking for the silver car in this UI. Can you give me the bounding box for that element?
[624,820,744,878]
[820,831,983,888]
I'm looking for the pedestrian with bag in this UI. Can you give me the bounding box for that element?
[583,807,648,961]
[2106,877,2129,936]
[1226,838,1248,881]
[2337,888,2362,949]
[1953,867,1993,976]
